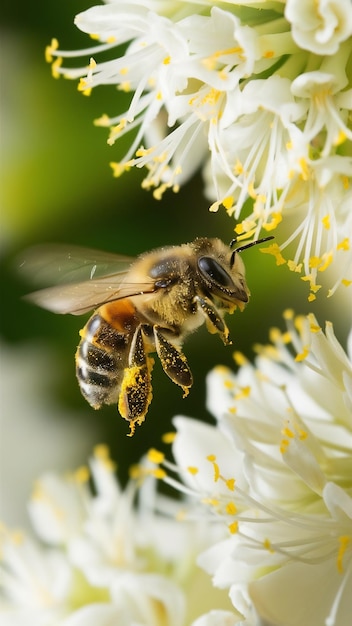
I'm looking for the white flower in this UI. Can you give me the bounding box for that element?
[285,0,352,55]
[149,312,352,626]
[1,445,236,625]
[45,1,352,297]
[0,447,181,625]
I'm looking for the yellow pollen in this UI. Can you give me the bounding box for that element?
[337,536,350,573]
[118,81,131,92]
[235,386,251,400]
[147,448,165,464]
[78,78,92,96]
[129,464,143,480]
[187,466,199,475]
[162,431,176,444]
[341,175,349,190]
[282,426,294,439]
[288,260,302,273]
[309,320,321,333]
[282,331,292,344]
[89,33,100,40]
[233,351,248,366]
[295,346,309,362]
[283,309,294,320]
[225,478,236,491]
[269,327,282,343]
[299,158,310,180]
[74,466,90,484]
[152,468,167,479]
[260,243,287,266]
[211,463,220,482]
[202,497,220,508]
[110,161,131,177]
[136,146,153,157]
[94,444,110,460]
[218,69,228,80]
[163,56,171,65]
[334,130,346,146]
[45,38,59,63]
[226,501,237,515]
[337,238,350,251]
[234,159,244,175]
[88,57,96,70]
[94,113,110,127]
[248,180,257,199]
[309,256,321,269]
[156,91,163,100]
[318,252,333,272]
[264,50,274,58]
[322,215,330,229]
[342,279,352,287]
[222,196,234,210]
[119,67,129,75]
[153,182,169,200]
[308,293,317,302]
[298,428,308,440]
[229,521,239,534]
[262,212,282,231]
[51,57,62,79]
[94,444,116,471]
[110,118,127,136]
[280,438,290,454]
[235,222,257,236]
[106,36,116,44]
[264,538,275,553]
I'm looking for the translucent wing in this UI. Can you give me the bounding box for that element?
[19,244,155,315]
[18,244,136,286]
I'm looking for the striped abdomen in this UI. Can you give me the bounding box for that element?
[75,300,139,409]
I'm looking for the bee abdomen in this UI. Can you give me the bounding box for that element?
[75,313,130,409]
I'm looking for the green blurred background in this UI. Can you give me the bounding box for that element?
[1,2,349,525]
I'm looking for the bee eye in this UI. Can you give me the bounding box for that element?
[198,256,234,288]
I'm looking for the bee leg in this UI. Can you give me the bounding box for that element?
[153,326,193,397]
[194,295,231,345]
[118,326,154,436]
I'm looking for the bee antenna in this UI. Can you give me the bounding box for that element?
[230,236,274,268]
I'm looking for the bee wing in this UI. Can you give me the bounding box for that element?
[18,244,136,286]
[19,244,156,315]
[25,276,156,315]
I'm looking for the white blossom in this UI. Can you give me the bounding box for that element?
[1,445,225,626]
[45,0,352,297]
[148,312,352,626]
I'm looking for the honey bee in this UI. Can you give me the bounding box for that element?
[22,236,273,435]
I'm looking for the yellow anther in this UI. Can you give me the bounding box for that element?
[147,448,165,464]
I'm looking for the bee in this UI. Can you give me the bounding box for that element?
[22,236,273,435]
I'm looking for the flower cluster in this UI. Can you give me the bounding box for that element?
[2,315,351,625]
[46,0,352,297]
[0,445,231,626]
[148,312,352,626]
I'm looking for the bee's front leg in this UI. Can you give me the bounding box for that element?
[153,326,193,397]
[194,295,231,345]
[118,325,154,436]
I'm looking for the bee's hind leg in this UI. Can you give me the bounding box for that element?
[118,325,154,436]
[153,325,193,397]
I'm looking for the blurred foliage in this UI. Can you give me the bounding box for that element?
[1,1,349,485]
